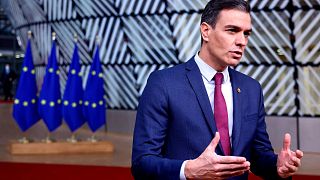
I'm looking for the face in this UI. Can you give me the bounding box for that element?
[200,9,252,71]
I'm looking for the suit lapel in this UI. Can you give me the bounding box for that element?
[185,59,218,138]
[186,59,248,155]
[229,68,242,156]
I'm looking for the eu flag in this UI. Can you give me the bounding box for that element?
[13,39,40,131]
[83,45,106,132]
[62,43,85,132]
[38,40,62,132]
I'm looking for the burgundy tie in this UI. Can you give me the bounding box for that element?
[214,73,231,156]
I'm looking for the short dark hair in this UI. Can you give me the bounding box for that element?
[201,0,251,28]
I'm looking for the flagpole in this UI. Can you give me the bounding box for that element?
[66,33,80,144]
[87,35,101,143]
[95,35,100,47]
[17,30,34,144]
[67,132,79,143]
[52,31,56,41]
[28,30,32,39]
[42,31,57,143]
[88,133,98,142]
[18,132,32,144]
[43,132,55,143]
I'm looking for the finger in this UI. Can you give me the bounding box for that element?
[218,168,249,179]
[282,133,291,151]
[214,161,250,172]
[295,150,304,159]
[206,132,220,152]
[214,165,250,178]
[278,172,295,179]
[291,156,301,167]
[284,161,298,173]
[217,155,247,164]
[278,166,289,174]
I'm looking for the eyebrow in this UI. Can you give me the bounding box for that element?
[225,25,252,33]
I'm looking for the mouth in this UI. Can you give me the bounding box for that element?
[230,51,243,60]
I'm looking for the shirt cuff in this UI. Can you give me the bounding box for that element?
[179,160,187,180]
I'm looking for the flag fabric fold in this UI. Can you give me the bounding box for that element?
[62,43,86,132]
[38,40,62,132]
[83,45,106,132]
[13,39,40,131]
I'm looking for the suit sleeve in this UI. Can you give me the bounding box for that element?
[250,86,291,180]
[131,71,184,180]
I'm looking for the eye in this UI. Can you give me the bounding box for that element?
[227,28,237,33]
[244,31,251,37]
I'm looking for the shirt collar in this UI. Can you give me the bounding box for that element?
[194,52,230,84]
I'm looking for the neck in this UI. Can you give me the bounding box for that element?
[198,49,227,72]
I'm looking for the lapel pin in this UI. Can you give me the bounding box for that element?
[237,88,241,93]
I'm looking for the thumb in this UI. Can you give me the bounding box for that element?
[282,133,291,151]
[206,132,220,152]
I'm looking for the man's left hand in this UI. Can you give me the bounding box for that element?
[277,133,303,178]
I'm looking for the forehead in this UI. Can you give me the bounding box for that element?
[216,9,252,30]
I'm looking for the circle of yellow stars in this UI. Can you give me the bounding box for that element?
[17,67,105,109]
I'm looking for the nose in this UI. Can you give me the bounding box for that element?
[235,33,248,47]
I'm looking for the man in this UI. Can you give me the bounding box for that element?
[132,0,303,179]
[1,63,16,101]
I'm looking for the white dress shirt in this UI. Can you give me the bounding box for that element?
[179,54,234,179]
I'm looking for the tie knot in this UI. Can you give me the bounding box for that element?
[214,73,223,85]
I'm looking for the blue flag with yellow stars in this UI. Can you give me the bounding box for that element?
[13,39,40,131]
[62,43,86,132]
[83,45,106,132]
[38,40,62,132]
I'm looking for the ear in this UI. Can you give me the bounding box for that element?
[200,22,211,43]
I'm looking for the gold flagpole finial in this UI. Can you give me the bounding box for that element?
[52,32,56,41]
[73,33,78,43]
[95,35,100,46]
[27,30,32,39]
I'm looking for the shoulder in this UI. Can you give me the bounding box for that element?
[154,62,186,75]
[143,61,187,90]
[149,59,193,82]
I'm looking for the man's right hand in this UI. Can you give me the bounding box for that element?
[184,132,250,179]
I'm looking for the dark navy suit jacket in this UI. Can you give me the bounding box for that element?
[132,58,283,180]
